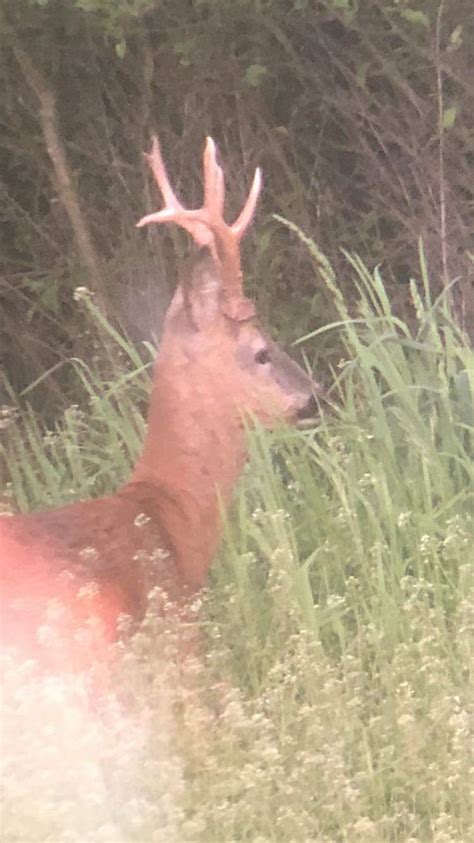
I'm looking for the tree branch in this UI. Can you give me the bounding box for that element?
[11,39,105,305]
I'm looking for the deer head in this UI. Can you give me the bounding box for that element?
[136,136,321,432]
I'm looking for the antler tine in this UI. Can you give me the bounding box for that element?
[203,137,225,218]
[231,167,262,239]
[145,136,182,212]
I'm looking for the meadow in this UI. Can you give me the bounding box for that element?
[1,243,472,842]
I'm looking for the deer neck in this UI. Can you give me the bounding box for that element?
[125,368,247,587]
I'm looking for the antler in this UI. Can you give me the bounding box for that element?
[136,136,262,320]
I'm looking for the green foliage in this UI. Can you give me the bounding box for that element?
[73,0,153,39]
[442,105,457,129]
[448,23,463,50]
[399,7,431,28]
[2,249,472,840]
[28,0,153,33]
[244,63,268,88]
[1,295,151,510]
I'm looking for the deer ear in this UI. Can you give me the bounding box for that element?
[182,252,222,330]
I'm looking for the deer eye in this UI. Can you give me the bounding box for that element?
[255,348,271,365]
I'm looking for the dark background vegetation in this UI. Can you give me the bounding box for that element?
[0,0,472,415]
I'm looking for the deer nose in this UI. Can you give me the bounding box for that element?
[297,383,325,420]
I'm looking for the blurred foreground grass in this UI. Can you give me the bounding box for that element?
[1,245,472,842]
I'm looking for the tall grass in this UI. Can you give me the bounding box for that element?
[1,246,472,842]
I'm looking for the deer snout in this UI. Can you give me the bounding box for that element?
[295,381,325,423]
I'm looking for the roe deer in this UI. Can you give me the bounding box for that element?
[0,136,320,666]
